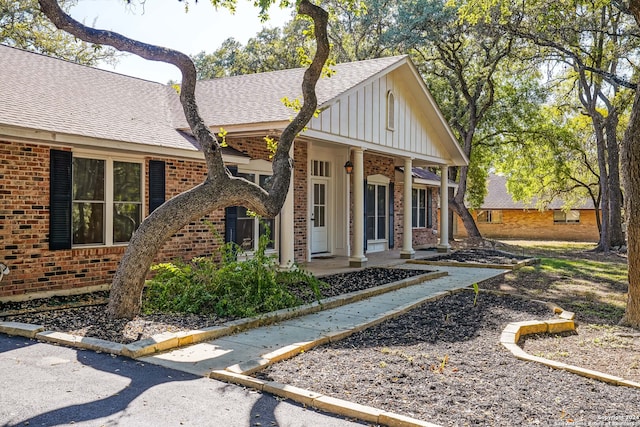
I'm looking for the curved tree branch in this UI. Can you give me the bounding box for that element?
[37,0,331,318]
[38,0,225,174]
[267,0,329,214]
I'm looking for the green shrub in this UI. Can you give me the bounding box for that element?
[143,221,323,318]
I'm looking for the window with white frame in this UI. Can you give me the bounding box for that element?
[412,187,433,228]
[311,160,330,177]
[233,172,276,251]
[386,90,395,130]
[477,210,503,224]
[366,183,387,241]
[72,157,142,246]
[553,210,580,224]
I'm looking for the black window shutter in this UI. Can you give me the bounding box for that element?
[149,160,166,213]
[427,188,433,228]
[363,179,368,252]
[388,182,394,249]
[49,149,72,250]
[225,166,238,243]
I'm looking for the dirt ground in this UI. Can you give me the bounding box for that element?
[2,241,637,425]
[259,241,640,425]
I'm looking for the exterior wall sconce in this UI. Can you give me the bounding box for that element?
[344,161,354,175]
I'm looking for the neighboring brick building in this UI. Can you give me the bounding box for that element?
[0,45,467,301]
[454,174,600,242]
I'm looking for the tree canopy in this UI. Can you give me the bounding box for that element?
[1,0,116,65]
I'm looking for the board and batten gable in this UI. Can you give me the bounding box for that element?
[306,60,458,165]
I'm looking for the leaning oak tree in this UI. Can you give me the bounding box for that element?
[38,0,330,319]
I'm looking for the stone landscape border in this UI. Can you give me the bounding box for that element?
[209,287,473,427]
[500,307,640,389]
[0,268,456,427]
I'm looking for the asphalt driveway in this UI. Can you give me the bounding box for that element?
[0,335,364,427]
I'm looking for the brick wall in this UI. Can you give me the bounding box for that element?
[293,140,308,261]
[393,181,439,249]
[454,209,600,242]
[0,136,307,300]
[0,140,125,299]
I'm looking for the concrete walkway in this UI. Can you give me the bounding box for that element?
[139,264,506,377]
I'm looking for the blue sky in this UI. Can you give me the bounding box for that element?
[70,0,294,83]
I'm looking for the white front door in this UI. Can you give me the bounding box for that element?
[311,179,329,253]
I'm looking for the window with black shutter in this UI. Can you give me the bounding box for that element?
[49,149,72,250]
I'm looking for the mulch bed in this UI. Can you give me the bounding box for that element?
[257,291,640,425]
[425,248,531,264]
[3,248,637,424]
[0,267,428,344]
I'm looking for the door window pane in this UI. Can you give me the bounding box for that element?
[236,207,255,250]
[412,189,418,228]
[377,186,386,239]
[366,184,376,240]
[259,218,275,249]
[418,189,426,228]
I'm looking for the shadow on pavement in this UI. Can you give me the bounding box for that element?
[1,335,363,427]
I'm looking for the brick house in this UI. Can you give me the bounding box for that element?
[0,45,467,301]
[454,174,599,242]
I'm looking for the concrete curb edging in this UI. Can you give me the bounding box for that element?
[0,270,446,358]
[223,288,457,377]
[209,370,441,427]
[501,309,640,389]
[211,288,477,427]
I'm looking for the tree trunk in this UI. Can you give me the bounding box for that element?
[38,0,330,319]
[605,110,625,247]
[107,180,259,318]
[592,116,611,252]
[451,164,482,240]
[620,85,640,328]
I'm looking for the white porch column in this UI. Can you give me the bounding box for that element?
[438,165,451,252]
[401,157,415,259]
[349,148,367,267]
[279,144,295,268]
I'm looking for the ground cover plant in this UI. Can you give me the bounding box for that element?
[143,231,324,318]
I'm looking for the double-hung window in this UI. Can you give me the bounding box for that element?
[72,156,142,246]
[477,210,502,224]
[232,172,275,251]
[366,183,387,241]
[412,188,433,228]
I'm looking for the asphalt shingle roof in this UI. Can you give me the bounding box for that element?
[482,174,595,210]
[0,44,200,152]
[171,55,407,128]
[1,44,406,150]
